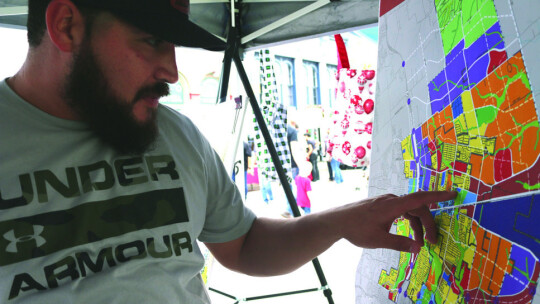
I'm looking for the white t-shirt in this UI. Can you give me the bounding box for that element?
[0,79,256,303]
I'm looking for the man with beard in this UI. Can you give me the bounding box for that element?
[0,0,457,303]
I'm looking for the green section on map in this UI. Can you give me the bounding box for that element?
[435,0,498,55]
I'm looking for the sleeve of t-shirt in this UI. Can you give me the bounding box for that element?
[198,138,257,243]
[158,106,256,244]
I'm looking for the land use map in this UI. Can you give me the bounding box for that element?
[356,1,540,303]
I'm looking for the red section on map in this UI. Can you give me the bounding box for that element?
[468,176,480,194]
[428,141,437,152]
[379,0,405,17]
[494,149,512,182]
[460,262,470,290]
[480,156,540,200]
[453,161,468,173]
[488,50,508,74]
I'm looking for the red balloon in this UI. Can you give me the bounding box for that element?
[363,70,375,80]
[355,146,366,159]
[364,99,374,114]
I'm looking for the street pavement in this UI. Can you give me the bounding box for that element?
[206,164,370,304]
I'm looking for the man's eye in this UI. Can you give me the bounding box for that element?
[146,37,164,47]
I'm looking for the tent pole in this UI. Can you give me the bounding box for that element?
[232,51,335,304]
[210,2,334,303]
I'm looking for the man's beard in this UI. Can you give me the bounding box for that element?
[64,36,169,155]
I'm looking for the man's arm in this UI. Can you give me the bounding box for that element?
[205,190,456,276]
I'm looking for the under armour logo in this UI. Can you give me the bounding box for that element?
[3,225,46,253]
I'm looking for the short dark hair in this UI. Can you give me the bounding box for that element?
[27,0,52,47]
[27,0,100,48]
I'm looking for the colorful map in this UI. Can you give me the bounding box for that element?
[356,0,540,303]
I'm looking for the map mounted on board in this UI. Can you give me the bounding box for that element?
[356,0,540,303]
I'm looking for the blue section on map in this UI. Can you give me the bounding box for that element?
[473,194,540,259]
[486,22,504,51]
[421,153,431,170]
[441,171,446,186]
[465,34,488,69]
[465,22,505,88]
[446,40,469,102]
[413,127,423,162]
[442,272,451,284]
[429,71,450,114]
[409,178,416,192]
[451,96,464,118]
[459,189,477,205]
[500,245,536,296]
[466,55,490,87]
[428,22,505,115]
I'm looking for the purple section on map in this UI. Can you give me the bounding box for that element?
[446,40,464,65]
[419,138,431,167]
[500,245,536,295]
[486,22,504,50]
[473,194,540,258]
[464,22,505,87]
[412,127,422,162]
[422,168,431,190]
[465,35,488,69]
[446,50,468,102]
[429,70,450,114]
[467,55,490,87]
[428,22,506,115]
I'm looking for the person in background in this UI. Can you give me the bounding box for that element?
[330,157,344,184]
[243,141,254,199]
[295,161,314,214]
[287,119,302,180]
[305,133,320,182]
[324,129,334,181]
[0,0,457,302]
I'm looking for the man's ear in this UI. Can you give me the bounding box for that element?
[45,0,86,52]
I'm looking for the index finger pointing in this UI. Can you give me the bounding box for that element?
[390,190,457,215]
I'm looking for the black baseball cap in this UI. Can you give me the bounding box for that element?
[72,0,226,51]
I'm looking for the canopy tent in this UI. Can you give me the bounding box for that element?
[0,0,378,49]
[0,1,380,303]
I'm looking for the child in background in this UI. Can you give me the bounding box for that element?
[295,161,313,214]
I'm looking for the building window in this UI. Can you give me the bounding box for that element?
[304,60,320,105]
[275,56,296,108]
[200,73,219,104]
[326,64,338,108]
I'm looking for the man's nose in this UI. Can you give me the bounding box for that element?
[155,44,179,84]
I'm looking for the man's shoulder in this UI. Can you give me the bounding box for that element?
[157,105,197,132]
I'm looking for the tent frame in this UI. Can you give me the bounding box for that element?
[211,1,335,303]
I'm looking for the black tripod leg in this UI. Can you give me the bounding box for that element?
[233,52,335,304]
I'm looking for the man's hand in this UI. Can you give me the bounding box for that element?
[335,190,457,254]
